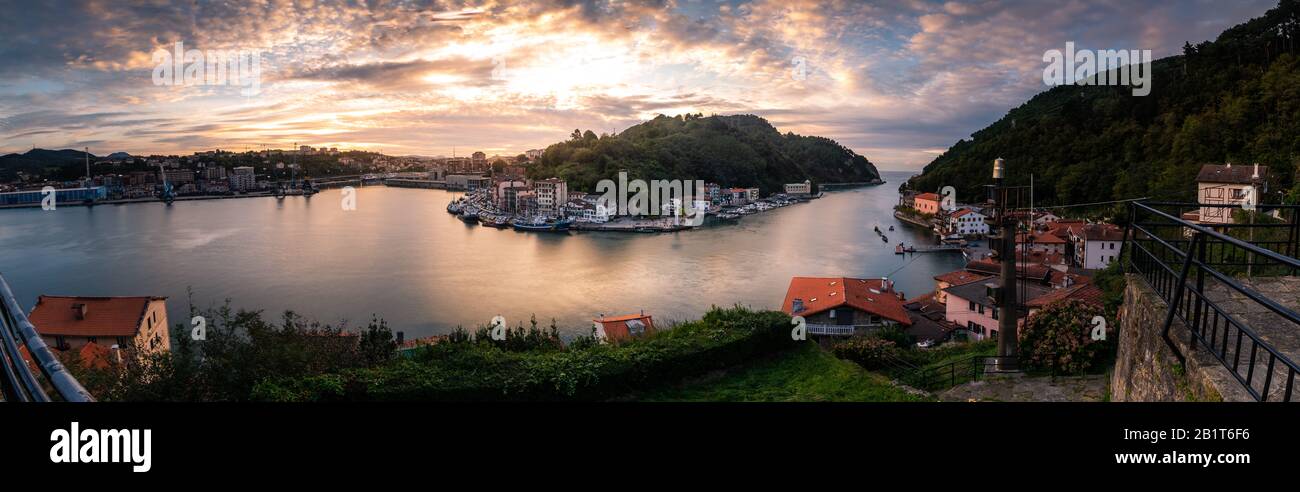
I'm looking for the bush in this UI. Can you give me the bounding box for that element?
[830,337,900,370]
[251,306,796,401]
[1018,299,1112,374]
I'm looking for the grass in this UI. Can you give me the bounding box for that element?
[638,343,930,402]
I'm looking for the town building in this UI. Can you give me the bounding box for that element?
[1068,223,1124,270]
[913,192,941,215]
[593,312,655,342]
[1186,163,1269,224]
[447,174,492,191]
[524,149,543,160]
[784,180,812,196]
[932,270,992,304]
[229,166,256,191]
[533,178,568,217]
[781,277,912,337]
[27,295,171,358]
[947,208,989,236]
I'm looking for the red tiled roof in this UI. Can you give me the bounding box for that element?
[782,277,912,326]
[1018,232,1067,244]
[966,259,1052,280]
[28,295,164,337]
[951,208,977,218]
[933,270,991,286]
[914,192,940,201]
[77,342,114,370]
[1025,284,1104,309]
[1079,223,1124,241]
[594,313,655,341]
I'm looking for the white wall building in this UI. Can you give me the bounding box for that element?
[948,208,989,236]
[533,178,568,217]
[1191,163,1269,224]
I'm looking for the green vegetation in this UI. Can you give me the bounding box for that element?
[638,343,927,402]
[527,113,881,195]
[1018,299,1113,374]
[907,1,1300,212]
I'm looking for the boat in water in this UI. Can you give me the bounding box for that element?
[482,214,510,228]
[459,206,480,223]
[446,200,463,214]
[511,216,572,232]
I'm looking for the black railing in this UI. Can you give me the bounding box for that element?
[1125,202,1300,402]
[903,355,1018,391]
[0,273,94,402]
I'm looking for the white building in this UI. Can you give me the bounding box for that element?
[229,166,256,191]
[1069,223,1125,270]
[947,208,989,236]
[533,178,568,217]
[1187,163,1269,224]
[784,180,812,196]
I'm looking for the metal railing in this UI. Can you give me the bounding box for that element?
[903,355,1019,391]
[806,323,856,336]
[1125,202,1300,402]
[0,273,94,402]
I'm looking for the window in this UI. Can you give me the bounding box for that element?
[992,308,999,320]
[977,304,985,314]
[969,300,976,311]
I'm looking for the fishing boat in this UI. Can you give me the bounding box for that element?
[888,226,894,231]
[446,200,463,214]
[511,216,572,232]
[882,235,888,242]
[482,215,510,228]
[459,206,480,223]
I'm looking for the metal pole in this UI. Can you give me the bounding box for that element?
[993,158,1018,364]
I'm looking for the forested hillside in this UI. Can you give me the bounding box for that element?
[907,0,1300,208]
[527,113,881,194]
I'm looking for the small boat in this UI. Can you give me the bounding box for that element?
[889,226,894,231]
[482,215,510,228]
[459,206,480,223]
[447,200,463,214]
[882,235,888,242]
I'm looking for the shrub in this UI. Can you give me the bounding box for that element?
[1018,299,1112,374]
[830,337,900,370]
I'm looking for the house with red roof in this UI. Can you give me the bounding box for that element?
[27,295,170,358]
[593,312,655,342]
[946,207,989,236]
[913,192,942,215]
[782,277,911,337]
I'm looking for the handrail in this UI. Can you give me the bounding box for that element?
[1126,201,1299,402]
[0,273,94,402]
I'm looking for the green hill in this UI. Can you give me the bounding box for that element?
[527,113,881,194]
[907,0,1300,209]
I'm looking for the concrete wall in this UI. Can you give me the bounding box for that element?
[1111,275,1251,402]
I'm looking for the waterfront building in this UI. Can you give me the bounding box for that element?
[781,277,912,337]
[201,166,228,180]
[513,190,537,216]
[593,312,655,342]
[493,179,529,209]
[784,180,812,196]
[913,192,941,215]
[230,166,256,191]
[1183,163,1270,224]
[0,186,107,206]
[534,178,568,217]
[446,174,491,191]
[947,208,989,236]
[704,182,723,205]
[27,295,171,358]
[163,169,195,185]
[471,151,487,169]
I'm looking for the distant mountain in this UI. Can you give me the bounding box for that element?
[0,148,97,181]
[907,0,1300,209]
[106,152,132,160]
[527,114,881,194]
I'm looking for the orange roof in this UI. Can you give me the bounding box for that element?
[77,342,114,370]
[914,192,940,201]
[1018,232,1067,244]
[28,295,164,337]
[782,277,912,326]
[594,313,655,341]
[934,270,991,286]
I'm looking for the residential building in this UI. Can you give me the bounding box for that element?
[447,174,492,191]
[784,180,812,196]
[493,179,528,209]
[947,208,989,236]
[593,312,655,342]
[932,270,992,304]
[1186,163,1269,224]
[230,166,256,191]
[781,277,912,337]
[162,169,195,185]
[533,178,568,217]
[902,292,960,345]
[524,149,543,160]
[1024,283,1104,316]
[1068,223,1124,270]
[913,192,941,215]
[27,295,171,358]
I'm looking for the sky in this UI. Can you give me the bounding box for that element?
[0,0,1280,170]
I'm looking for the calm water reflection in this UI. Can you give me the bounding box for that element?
[0,171,966,338]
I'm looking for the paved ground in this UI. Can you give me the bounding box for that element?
[939,374,1109,402]
[1199,276,1300,401]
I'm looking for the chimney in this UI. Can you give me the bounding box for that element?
[1252,163,1259,179]
[110,344,123,365]
[792,298,805,313]
[72,303,87,320]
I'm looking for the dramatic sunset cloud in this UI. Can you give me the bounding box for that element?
[0,0,1278,169]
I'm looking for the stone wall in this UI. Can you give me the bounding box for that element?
[1111,274,1252,402]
